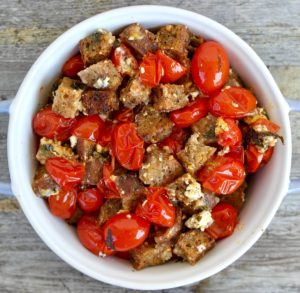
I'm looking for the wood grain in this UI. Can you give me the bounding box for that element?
[0,0,299,292]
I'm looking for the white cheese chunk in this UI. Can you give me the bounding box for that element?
[185,210,214,231]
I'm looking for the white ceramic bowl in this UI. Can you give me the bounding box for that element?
[2,5,299,290]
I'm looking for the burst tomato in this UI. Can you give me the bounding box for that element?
[45,157,84,190]
[113,108,134,123]
[32,107,77,141]
[198,156,246,195]
[156,50,187,83]
[216,118,242,147]
[191,41,229,94]
[224,144,245,164]
[77,188,103,213]
[48,189,77,219]
[62,54,84,78]
[139,52,163,87]
[103,213,150,251]
[72,115,105,143]
[251,118,280,133]
[135,187,175,227]
[206,203,238,240]
[111,123,144,171]
[209,87,257,118]
[169,97,208,128]
[77,215,114,256]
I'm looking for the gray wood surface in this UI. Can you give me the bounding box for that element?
[1,1,300,292]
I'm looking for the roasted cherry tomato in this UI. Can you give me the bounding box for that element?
[45,157,84,190]
[48,189,77,219]
[198,156,246,195]
[158,127,188,155]
[77,188,103,213]
[224,144,245,164]
[111,123,144,171]
[191,41,229,95]
[33,107,77,141]
[206,202,238,240]
[114,108,135,123]
[156,50,187,83]
[103,213,150,251]
[98,122,114,147]
[72,115,105,143]
[169,97,208,128]
[209,87,257,118]
[77,215,114,256]
[216,118,242,147]
[135,187,175,227]
[62,54,84,78]
[245,144,274,173]
[251,118,280,133]
[139,52,163,87]
[111,44,138,76]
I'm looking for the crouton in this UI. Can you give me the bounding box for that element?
[191,114,217,145]
[156,24,190,59]
[154,208,183,244]
[120,78,151,109]
[97,199,122,225]
[153,84,188,112]
[81,89,119,115]
[84,156,105,185]
[78,60,122,90]
[79,29,115,65]
[75,138,96,161]
[130,242,172,270]
[52,77,84,118]
[32,165,60,198]
[139,145,184,186]
[224,68,243,88]
[177,133,216,175]
[113,173,145,211]
[135,106,174,143]
[119,23,157,57]
[173,230,215,265]
[36,137,75,164]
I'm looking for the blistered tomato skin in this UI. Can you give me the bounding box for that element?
[217,118,242,147]
[103,213,150,251]
[62,54,84,78]
[191,41,229,95]
[77,188,103,213]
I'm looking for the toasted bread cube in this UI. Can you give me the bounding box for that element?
[84,156,104,185]
[79,29,115,65]
[130,243,172,270]
[52,77,84,118]
[173,230,215,265]
[120,78,151,109]
[75,138,96,161]
[153,84,188,112]
[97,199,122,226]
[177,133,216,175]
[135,106,174,143]
[119,23,157,57]
[191,114,217,145]
[78,60,122,90]
[139,145,184,186]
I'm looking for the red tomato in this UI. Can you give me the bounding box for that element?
[72,115,105,143]
[191,41,229,95]
[245,144,274,173]
[139,52,163,87]
[111,44,138,76]
[77,215,114,256]
[158,127,188,155]
[103,213,150,251]
[45,157,84,190]
[198,156,246,195]
[48,189,77,219]
[169,97,208,128]
[62,54,84,78]
[206,203,238,240]
[224,144,245,164]
[156,50,188,83]
[209,87,257,118]
[111,123,144,171]
[32,107,77,141]
[135,187,175,227]
[251,118,280,133]
[77,188,103,213]
[217,118,242,147]
[113,108,135,123]
[98,122,114,147]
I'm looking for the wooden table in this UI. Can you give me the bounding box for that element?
[1,1,299,292]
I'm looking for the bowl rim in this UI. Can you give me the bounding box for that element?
[8,5,292,290]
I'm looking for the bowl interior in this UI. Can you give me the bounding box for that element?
[8,6,291,290]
